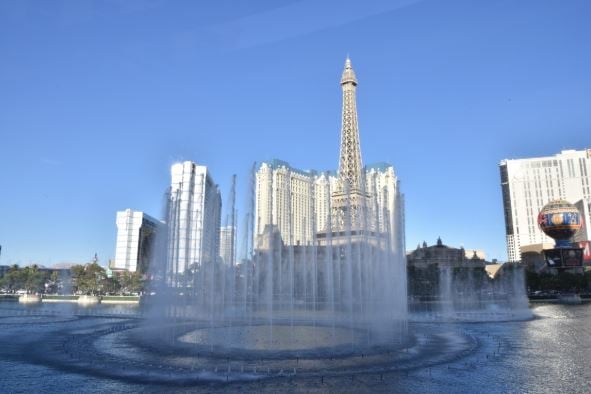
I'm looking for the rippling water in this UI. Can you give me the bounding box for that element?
[1,301,590,393]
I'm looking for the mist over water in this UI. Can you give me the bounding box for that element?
[428,265,533,322]
[142,172,408,355]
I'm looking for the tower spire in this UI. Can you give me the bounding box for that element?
[331,57,368,232]
[338,56,363,192]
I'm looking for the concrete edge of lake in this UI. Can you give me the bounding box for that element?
[0,294,140,304]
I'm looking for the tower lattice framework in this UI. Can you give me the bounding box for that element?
[332,57,370,232]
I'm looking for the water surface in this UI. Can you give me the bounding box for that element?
[1,302,589,393]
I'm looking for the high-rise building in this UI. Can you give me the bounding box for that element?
[254,58,404,252]
[366,163,405,254]
[574,198,591,243]
[314,171,339,233]
[166,161,221,277]
[113,209,162,273]
[500,149,591,261]
[219,225,236,266]
[254,160,317,247]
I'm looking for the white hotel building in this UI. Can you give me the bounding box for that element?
[166,161,221,276]
[254,160,319,247]
[113,209,162,273]
[500,149,591,262]
[219,225,235,266]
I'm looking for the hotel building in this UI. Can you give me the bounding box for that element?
[500,149,591,261]
[166,161,221,276]
[113,209,162,273]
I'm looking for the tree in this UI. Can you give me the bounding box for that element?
[0,265,46,294]
[22,265,46,294]
[0,264,23,293]
[46,271,60,294]
[102,277,121,295]
[71,265,85,293]
[526,270,541,292]
[117,271,144,295]
[71,263,107,295]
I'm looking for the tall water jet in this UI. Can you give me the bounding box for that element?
[139,58,408,376]
[435,263,532,322]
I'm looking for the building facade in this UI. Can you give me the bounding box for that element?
[166,161,221,277]
[407,238,487,269]
[574,198,591,243]
[366,163,405,254]
[254,58,404,253]
[254,160,317,247]
[113,209,162,273]
[219,225,235,266]
[500,149,591,261]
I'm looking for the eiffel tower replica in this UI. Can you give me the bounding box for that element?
[318,57,382,246]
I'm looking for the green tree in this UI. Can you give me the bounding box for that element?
[0,264,23,293]
[22,265,46,294]
[539,273,559,291]
[118,271,144,295]
[102,277,121,295]
[46,271,60,294]
[526,270,541,292]
[71,263,107,295]
[71,265,85,293]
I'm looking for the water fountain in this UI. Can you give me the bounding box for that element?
[0,183,534,387]
[136,58,411,366]
[133,173,410,382]
[434,264,532,322]
[0,57,537,388]
[408,240,533,323]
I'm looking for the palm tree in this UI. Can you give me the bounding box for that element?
[23,265,44,294]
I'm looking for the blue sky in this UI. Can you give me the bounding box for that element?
[0,0,590,266]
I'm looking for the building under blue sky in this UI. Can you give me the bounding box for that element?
[0,0,589,266]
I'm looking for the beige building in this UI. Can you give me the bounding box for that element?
[254,160,317,247]
[254,161,403,250]
[464,249,486,260]
[407,237,486,269]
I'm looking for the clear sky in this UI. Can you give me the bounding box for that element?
[0,0,590,267]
